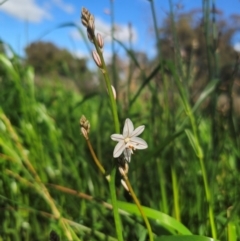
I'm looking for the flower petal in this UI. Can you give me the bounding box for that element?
[123,118,134,138]
[130,125,145,137]
[113,141,126,158]
[123,148,132,162]
[111,134,124,142]
[130,137,148,149]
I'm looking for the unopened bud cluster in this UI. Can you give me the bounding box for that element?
[81,7,104,48]
[80,115,90,139]
[119,162,129,176]
[81,7,95,42]
[81,7,105,68]
[118,162,129,192]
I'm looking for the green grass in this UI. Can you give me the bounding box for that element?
[1,1,240,240]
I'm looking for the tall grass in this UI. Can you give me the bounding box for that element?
[0,0,240,240]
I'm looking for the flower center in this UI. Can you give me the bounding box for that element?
[124,137,130,143]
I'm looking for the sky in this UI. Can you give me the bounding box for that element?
[0,0,240,65]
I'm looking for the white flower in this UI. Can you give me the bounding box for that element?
[111,118,148,162]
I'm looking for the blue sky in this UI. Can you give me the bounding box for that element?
[1,0,240,64]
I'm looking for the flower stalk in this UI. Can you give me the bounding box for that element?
[80,115,105,175]
[81,7,119,133]
[81,8,122,241]
[113,118,153,240]
[119,165,154,241]
[81,8,153,241]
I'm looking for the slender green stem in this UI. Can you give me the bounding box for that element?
[109,168,124,241]
[184,88,217,239]
[227,207,237,241]
[188,105,216,239]
[203,0,213,79]
[92,31,123,241]
[168,0,184,83]
[95,28,154,239]
[127,23,134,109]
[167,60,217,238]
[199,156,217,238]
[149,0,161,56]
[171,165,180,221]
[123,174,154,241]
[227,53,240,150]
[185,96,216,239]
[85,134,125,241]
[93,37,119,133]
[157,158,168,214]
[86,139,105,175]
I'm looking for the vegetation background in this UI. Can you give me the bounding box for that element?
[0,0,240,240]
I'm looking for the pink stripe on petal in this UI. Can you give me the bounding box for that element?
[130,137,148,149]
[130,125,145,137]
[123,118,134,137]
[111,134,124,141]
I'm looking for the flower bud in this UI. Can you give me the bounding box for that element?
[97,33,104,48]
[106,175,111,181]
[107,85,117,100]
[124,162,129,174]
[92,50,102,68]
[111,85,116,100]
[121,179,129,192]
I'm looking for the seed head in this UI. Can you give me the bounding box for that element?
[81,8,91,27]
[81,7,95,34]
[88,15,95,31]
[80,115,90,139]
[81,127,89,140]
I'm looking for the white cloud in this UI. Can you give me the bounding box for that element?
[70,28,83,40]
[95,18,138,43]
[73,49,90,59]
[234,42,240,52]
[102,49,112,64]
[70,17,138,44]
[0,0,51,22]
[69,18,139,69]
[51,0,74,14]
